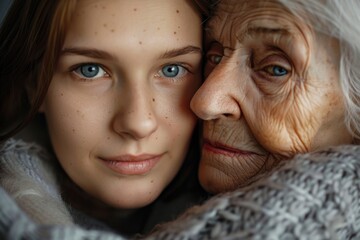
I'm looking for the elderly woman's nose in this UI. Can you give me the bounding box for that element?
[190,67,241,120]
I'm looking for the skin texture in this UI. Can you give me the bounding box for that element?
[190,0,353,194]
[41,0,202,208]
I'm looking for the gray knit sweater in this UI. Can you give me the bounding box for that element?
[1,139,360,239]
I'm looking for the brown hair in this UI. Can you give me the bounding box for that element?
[0,0,76,142]
[192,0,217,18]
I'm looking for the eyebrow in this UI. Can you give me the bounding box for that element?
[160,46,202,59]
[61,45,202,60]
[246,27,290,36]
[61,47,117,60]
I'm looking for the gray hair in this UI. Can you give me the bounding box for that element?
[278,0,360,142]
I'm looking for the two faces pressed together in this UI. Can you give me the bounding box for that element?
[3,0,357,231]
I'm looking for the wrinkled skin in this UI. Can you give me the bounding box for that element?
[190,0,353,193]
[42,0,202,208]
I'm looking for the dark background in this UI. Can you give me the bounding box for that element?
[0,0,12,24]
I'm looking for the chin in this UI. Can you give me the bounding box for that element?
[98,186,162,209]
[199,168,238,194]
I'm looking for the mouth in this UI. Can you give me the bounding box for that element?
[203,139,257,157]
[100,154,163,175]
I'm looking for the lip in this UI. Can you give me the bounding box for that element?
[100,154,163,175]
[203,140,257,157]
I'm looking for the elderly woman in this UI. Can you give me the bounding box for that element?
[1,0,360,239]
[189,0,360,194]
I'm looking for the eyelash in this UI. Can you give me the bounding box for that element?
[71,63,110,81]
[69,62,191,82]
[155,63,190,82]
[251,51,291,79]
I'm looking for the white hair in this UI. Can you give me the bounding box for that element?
[278,0,360,142]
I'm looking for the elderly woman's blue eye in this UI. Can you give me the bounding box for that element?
[209,55,222,65]
[272,66,288,76]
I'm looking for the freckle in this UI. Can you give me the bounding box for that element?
[165,116,168,119]
[94,4,98,8]
[178,26,180,29]
[102,6,106,9]
[236,61,239,65]
[176,9,179,13]
[151,180,154,183]
[155,137,158,140]
[133,8,137,11]
[149,112,152,116]
[94,31,98,35]
[111,29,115,32]
[139,41,142,45]
[148,191,152,195]
[157,27,160,30]
[177,38,179,41]
[174,31,177,35]
[152,98,155,102]
[111,14,115,17]
[143,29,147,32]
[76,110,80,113]
[60,93,63,96]
[107,136,110,140]
[103,23,107,28]
[72,128,75,133]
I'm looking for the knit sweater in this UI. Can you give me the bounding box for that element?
[1,139,360,239]
[146,145,360,240]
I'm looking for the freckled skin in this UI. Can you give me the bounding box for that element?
[190,0,353,193]
[42,0,202,208]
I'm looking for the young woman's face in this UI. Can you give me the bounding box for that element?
[42,0,202,208]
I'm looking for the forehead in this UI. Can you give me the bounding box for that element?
[207,0,309,44]
[65,0,200,46]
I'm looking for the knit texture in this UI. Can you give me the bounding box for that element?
[146,145,360,240]
[0,139,73,225]
[0,186,126,240]
[2,139,360,239]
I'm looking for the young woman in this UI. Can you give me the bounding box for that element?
[0,0,209,237]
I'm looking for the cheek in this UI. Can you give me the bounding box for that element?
[43,87,108,157]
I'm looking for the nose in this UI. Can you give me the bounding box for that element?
[190,64,241,120]
[113,85,158,140]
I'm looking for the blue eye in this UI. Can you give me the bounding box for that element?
[73,64,108,80]
[265,65,288,76]
[208,54,222,65]
[160,64,187,79]
[273,66,287,76]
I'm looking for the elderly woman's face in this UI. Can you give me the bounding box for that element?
[191,0,353,193]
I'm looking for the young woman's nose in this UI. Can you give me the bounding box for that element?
[112,86,158,140]
[190,64,241,121]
